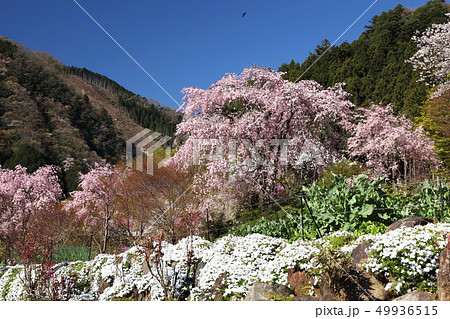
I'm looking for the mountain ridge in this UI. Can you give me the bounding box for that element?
[279,0,449,120]
[0,35,179,192]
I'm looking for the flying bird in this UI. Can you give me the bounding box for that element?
[242,12,247,17]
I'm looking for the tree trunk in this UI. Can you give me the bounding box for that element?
[93,235,102,254]
[102,215,111,254]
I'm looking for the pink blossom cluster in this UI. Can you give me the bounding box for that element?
[408,14,450,98]
[169,67,354,205]
[64,163,131,227]
[0,165,62,241]
[347,104,440,180]
[271,184,288,199]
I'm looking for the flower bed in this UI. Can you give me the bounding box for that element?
[364,223,450,295]
[1,223,449,300]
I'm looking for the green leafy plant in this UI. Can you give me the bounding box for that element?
[229,175,449,243]
[53,245,91,262]
[232,206,309,240]
[354,221,387,237]
[304,174,398,233]
[397,179,450,221]
[328,233,355,249]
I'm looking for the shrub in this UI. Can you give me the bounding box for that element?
[319,160,366,188]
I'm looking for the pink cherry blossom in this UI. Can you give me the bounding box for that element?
[64,163,131,253]
[347,103,440,180]
[168,67,354,206]
[0,165,62,251]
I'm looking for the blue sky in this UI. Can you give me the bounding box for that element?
[0,0,442,108]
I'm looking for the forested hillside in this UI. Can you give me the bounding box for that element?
[279,0,449,120]
[0,36,180,192]
[65,66,181,138]
[0,37,123,164]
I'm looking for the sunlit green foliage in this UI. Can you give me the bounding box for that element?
[279,1,449,119]
[230,175,450,240]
